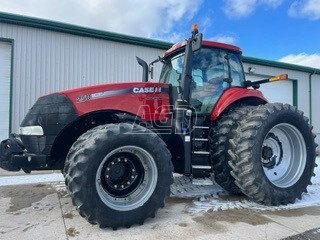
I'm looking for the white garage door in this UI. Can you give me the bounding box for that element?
[246,75,293,104]
[0,41,12,140]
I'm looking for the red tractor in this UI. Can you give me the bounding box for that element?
[0,25,317,229]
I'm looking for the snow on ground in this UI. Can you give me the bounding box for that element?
[0,173,64,186]
[184,157,320,214]
[0,158,319,214]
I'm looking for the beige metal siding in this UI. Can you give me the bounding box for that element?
[243,62,310,114]
[311,74,320,150]
[0,23,164,132]
[0,21,319,148]
[0,41,11,139]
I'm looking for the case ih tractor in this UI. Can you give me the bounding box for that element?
[0,25,317,229]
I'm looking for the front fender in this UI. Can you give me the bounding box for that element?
[210,87,268,121]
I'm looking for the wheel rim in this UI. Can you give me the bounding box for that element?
[261,123,307,188]
[95,146,158,211]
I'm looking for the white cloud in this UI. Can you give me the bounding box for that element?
[223,0,283,18]
[288,0,320,20]
[0,0,202,38]
[223,0,257,18]
[280,53,320,69]
[260,0,283,7]
[210,34,237,44]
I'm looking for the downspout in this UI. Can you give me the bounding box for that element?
[309,70,316,125]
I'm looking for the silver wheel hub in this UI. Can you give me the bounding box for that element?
[261,123,307,188]
[96,146,158,211]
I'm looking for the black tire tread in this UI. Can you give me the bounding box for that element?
[228,103,317,205]
[210,105,254,195]
[63,123,173,229]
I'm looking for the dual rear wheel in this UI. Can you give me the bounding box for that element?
[212,103,317,205]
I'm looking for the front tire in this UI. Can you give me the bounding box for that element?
[63,123,173,229]
[228,103,317,205]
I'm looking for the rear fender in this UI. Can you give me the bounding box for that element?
[210,87,268,121]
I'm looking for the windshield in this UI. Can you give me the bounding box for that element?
[160,48,245,113]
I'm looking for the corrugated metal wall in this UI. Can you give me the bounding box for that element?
[243,63,310,114]
[312,74,320,148]
[0,23,164,132]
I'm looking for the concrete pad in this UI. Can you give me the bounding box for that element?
[0,184,67,240]
[262,207,320,234]
[1,179,320,240]
[59,189,296,240]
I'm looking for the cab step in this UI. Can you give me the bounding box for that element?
[192,165,212,178]
[193,126,209,129]
[193,151,210,155]
[193,138,209,142]
[192,165,211,170]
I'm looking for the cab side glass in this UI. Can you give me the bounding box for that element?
[160,53,184,87]
[229,53,245,86]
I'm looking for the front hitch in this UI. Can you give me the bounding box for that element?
[0,137,47,172]
[0,138,25,171]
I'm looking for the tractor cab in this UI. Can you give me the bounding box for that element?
[160,44,245,114]
[157,34,249,177]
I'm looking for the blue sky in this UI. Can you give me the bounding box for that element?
[191,0,320,60]
[0,0,319,68]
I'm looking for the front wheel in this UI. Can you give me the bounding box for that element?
[63,123,173,229]
[228,103,317,205]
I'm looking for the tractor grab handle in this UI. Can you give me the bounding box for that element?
[269,74,288,81]
[244,74,288,88]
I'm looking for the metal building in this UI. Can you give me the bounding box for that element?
[0,12,319,148]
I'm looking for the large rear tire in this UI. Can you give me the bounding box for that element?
[228,103,317,205]
[210,106,253,195]
[63,123,173,229]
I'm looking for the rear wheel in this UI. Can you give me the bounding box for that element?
[63,123,173,229]
[210,106,253,195]
[228,103,317,205]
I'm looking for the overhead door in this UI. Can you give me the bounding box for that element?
[0,41,12,140]
[245,75,293,105]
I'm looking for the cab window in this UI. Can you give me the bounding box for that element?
[229,52,245,86]
[160,48,244,114]
[191,49,229,113]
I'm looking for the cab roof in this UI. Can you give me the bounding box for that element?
[163,40,242,58]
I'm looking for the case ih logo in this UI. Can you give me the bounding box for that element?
[76,87,167,103]
[132,87,162,94]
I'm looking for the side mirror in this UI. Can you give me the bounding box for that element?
[192,33,203,52]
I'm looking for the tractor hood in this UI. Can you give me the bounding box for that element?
[59,82,171,121]
[19,81,170,157]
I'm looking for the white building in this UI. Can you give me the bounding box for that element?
[0,12,319,149]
